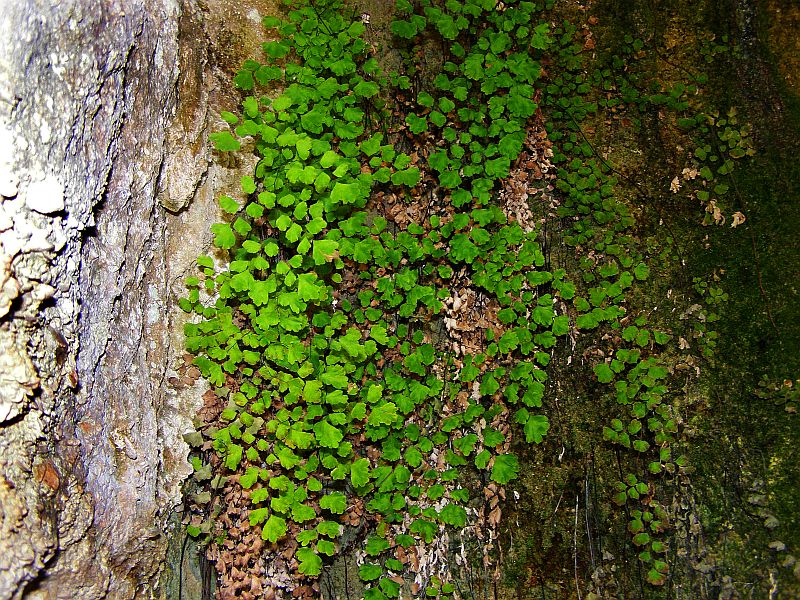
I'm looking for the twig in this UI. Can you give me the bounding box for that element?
[178,532,189,600]
[585,472,596,570]
[573,493,582,600]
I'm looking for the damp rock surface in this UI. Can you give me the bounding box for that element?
[1,0,798,599]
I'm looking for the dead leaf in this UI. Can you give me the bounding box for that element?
[730,211,746,228]
[34,461,60,490]
[682,166,699,180]
[705,200,725,225]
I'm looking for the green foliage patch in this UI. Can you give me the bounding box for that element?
[178,0,721,596]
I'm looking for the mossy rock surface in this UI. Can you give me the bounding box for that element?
[175,1,800,598]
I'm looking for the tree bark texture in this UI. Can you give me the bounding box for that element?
[0,0,180,596]
[0,0,276,597]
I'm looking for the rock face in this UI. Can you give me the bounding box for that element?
[0,0,184,596]
[0,0,285,596]
[0,0,797,598]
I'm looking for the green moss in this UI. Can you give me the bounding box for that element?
[488,0,800,597]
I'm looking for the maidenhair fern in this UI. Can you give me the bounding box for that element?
[177,0,741,596]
